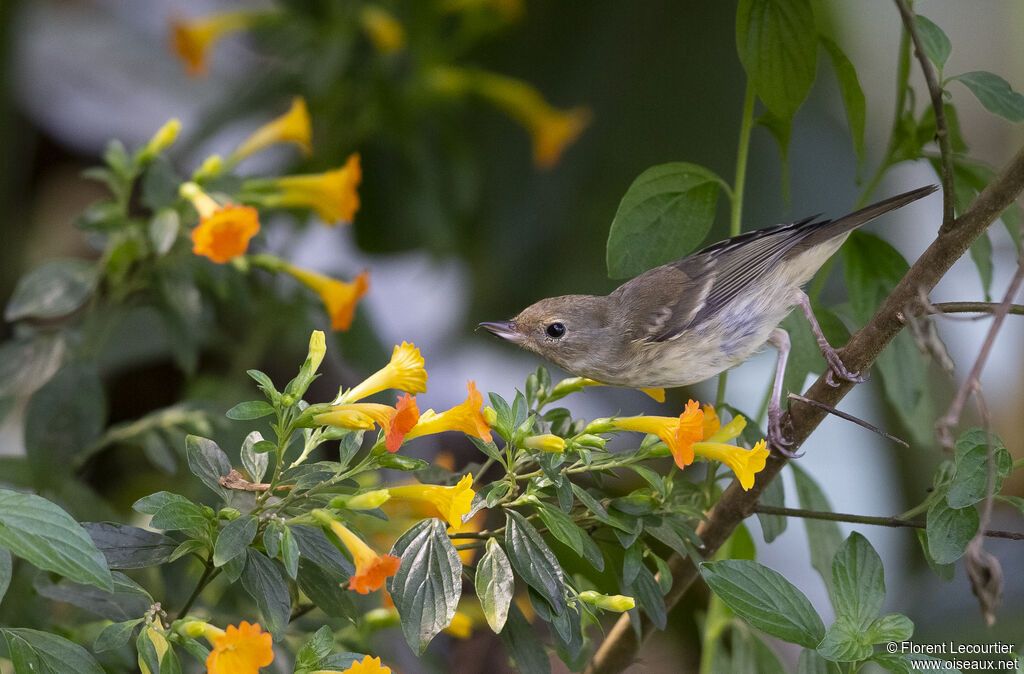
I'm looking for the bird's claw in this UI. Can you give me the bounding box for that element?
[767,408,804,458]
[823,350,864,388]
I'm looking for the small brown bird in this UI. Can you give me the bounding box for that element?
[479,185,937,454]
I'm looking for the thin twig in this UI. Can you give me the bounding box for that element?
[931,301,1024,317]
[752,505,1024,541]
[894,0,956,224]
[788,393,909,447]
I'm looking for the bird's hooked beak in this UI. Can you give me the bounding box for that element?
[476,321,523,344]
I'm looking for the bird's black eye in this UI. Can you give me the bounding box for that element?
[546,322,566,339]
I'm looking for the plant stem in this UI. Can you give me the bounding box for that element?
[731,80,756,238]
[176,558,221,620]
[753,505,1024,540]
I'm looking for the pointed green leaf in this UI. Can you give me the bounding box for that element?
[0,548,10,605]
[296,559,356,619]
[791,464,842,591]
[499,602,551,674]
[700,559,825,648]
[968,232,994,300]
[914,15,951,70]
[82,522,177,569]
[241,550,291,640]
[606,163,725,278]
[951,71,1024,122]
[504,510,566,615]
[387,518,462,654]
[4,259,99,322]
[915,529,954,582]
[816,615,872,662]
[531,501,604,571]
[630,562,667,630]
[33,571,150,622]
[798,648,830,674]
[241,431,269,483]
[821,35,866,164]
[865,613,914,644]
[2,628,105,674]
[213,515,258,567]
[757,472,787,543]
[226,401,275,421]
[830,532,884,628]
[926,500,978,564]
[94,618,143,652]
[185,435,231,501]
[475,538,514,633]
[0,489,112,591]
[947,429,1012,509]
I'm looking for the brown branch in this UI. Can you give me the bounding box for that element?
[894,0,956,225]
[752,505,1024,541]
[584,143,1024,674]
[931,301,1024,317]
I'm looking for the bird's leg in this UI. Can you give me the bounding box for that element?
[796,291,865,387]
[766,328,802,457]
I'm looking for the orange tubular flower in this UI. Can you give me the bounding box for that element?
[314,394,420,453]
[388,474,475,529]
[701,404,720,439]
[182,182,260,263]
[693,439,769,491]
[339,342,428,404]
[331,654,392,674]
[205,621,274,674]
[264,153,362,225]
[387,394,420,452]
[404,382,492,442]
[608,399,704,469]
[169,12,253,77]
[232,97,313,162]
[322,517,400,594]
[283,265,369,331]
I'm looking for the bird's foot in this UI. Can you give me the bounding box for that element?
[767,407,803,458]
[822,347,865,388]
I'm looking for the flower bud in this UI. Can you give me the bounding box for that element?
[138,119,181,162]
[573,433,607,449]
[482,406,498,427]
[583,418,616,435]
[218,507,241,520]
[193,154,224,181]
[578,590,635,612]
[330,489,391,510]
[523,434,565,453]
[376,453,429,471]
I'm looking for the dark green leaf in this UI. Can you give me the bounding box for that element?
[241,550,290,640]
[148,208,180,256]
[476,538,514,633]
[279,526,299,580]
[798,648,830,674]
[185,435,232,501]
[294,625,334,672]
[499,602,550,674]
[623,542,642,585]
[968,232,994,300]
[757,110,793,199]
[296,558,355,618]
[140,155,181,211]
[736,0,818,120]
[915,529,954,581]
[926,500,978,564]
[1,628,105,674]
[606,163,724,279]
[387,518,462,654]
[0,334,65,401]
[82,522,177,569]
[730,625,788,674]
[33,572,151,622]
[630,562,666,630]
[816,615,872,662]
[0,489,112,591]
[865,613,914,644]
[4,259,98,322]
[551,600,584,666]
[0,548,10,605]
[914,15,951,70]
[292,525,354,576]
[791,464,842,592]
[226,401,276,421]
[532,501,604,571]
[947,428,1012,509]
[757,473,787,543]
[951,71,1024,122]
[700,559,825,648]
[469,436,506,468]
[821,36,866,164]
[150,499,209,533]
[240,432,269,483]
[94,618,143,652]
[830,532,884,629]
[213,515,258,567]
[504,510,566,615]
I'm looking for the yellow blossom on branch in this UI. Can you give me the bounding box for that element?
[339,342,428,404]
[261,153,362,225]
[169,11,254,77]
[318,654,392,674]
[523,434,566,453]
[359,5,405,53]
[282,264,369,331]
[388,474,475,529]
[181,182,260,263]
[404,381,492,442]
[315,394,420,452]
[606,399,704,468]
[202,621,274,674]
[231,97,313,162]
[314,511,400,594]
[693,439,769,491]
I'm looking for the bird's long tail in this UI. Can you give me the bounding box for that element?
[797,184,939,249]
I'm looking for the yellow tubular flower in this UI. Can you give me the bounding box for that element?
[708,415,747,444]
[315,396,420,453]
[701,404,720,439]
[403,382,492,442]
[315,514,400,594]
[339,342,427,403]
[283,264,369,331]
[169,11,253,77]
[181,182,260,263]
[694,439,770,490]
[443,612,474,638]
[204,621,274,674]
[359,5,405,53]
[609,399,704,469]
[231,97,313,162]
[263,153,362,225]
[524,434,565,453]
[324,655,392,674]
[388,474,475,529]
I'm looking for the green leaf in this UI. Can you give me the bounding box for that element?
[756,109,793,201]
[0,489,112,591]
[968,232,994,300]
[241,549,291,641]
[213,515,258,567]
[499,602,551,674]
[226,401,276,420]
[149,499,209,534]
[292,524,354,576]
[279,526,299,580]
[94,618,143,652]
[185,435,231,501]
[33,572,150,622]
[388,518,462,654]
[915,529,954,581]
[798,648,830,674]
[240,431,269,483]
[475,538,515,633]
[830,532,884,629]
[294,625,334,672]
[504,510,566,615]
[0,548,11,605]
[0,334,65,401]
[531,501,604,571]
[816,615,872,662]
[630,562,667,630]
[82,522,177,569]
[296,558,356,618]
[870,652,915,674]
[736,0,818,120]
[820,36,866,165]
[946,428,1012,509]
[864,613,914,644]
[757,472,787,543]
[951,71,1024,122]
[4,259,99,322]
[791,464,842,592]
[606,163,724,279]
[700,559,825,648]
[3,628,105,674]
[914,15,951,71]
[926,500,978,564]
[148,208,180,256]
[730,624,788,674]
